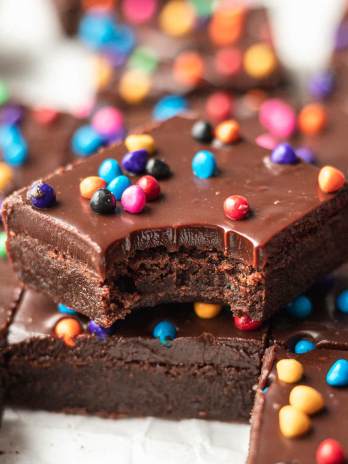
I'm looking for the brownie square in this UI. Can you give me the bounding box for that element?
[5,291,267,421]
[4,116,348,327]
[248,346,348,463]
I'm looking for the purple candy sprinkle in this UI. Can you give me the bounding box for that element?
[335,21,348,50]
[270,143,298,165]
[122,149,148,174]
[295,147,316,164]
[309,71,335,100]
[27,181,56,208]
[88,320,114,339]
[0,104,23,125]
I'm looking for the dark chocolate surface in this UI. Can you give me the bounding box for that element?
[1,107,80,197]
[5,116,343,272]
[272,264,348,351]
[248,346,348,463]
[8,290,267,367]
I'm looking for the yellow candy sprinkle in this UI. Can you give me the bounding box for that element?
[159,0,196,37]
[0,162,14,191]
[289,385,324,415]
[93,55,113,90]
[276,358,304,384]
[194,303,222,319]
[119,69,151,104]
[243,43,277,79]
[125,134,155,155]
[279,405,311,438]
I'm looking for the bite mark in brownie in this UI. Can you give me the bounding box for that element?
[4,116,348,327]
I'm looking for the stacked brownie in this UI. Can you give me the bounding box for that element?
[2,2,348,462]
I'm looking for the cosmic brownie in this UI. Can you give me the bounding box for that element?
[5,294,267,421]
[248,346,348,463]
[0,103,81,198]
[4,116,348,327]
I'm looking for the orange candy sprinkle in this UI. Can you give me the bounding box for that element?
[93,55,113,90]
[298,103,327,135]
[80,176,107,199]
[82,0,115,11]
[215,119,240,144]
[173,52,204,87]
[318,166,345,193]
[54,317,83,347]
[209,7,245,46]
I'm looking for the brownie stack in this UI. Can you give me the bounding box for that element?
[1,1,348,463]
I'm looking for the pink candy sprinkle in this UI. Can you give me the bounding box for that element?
[215,47,242,77]
[259,98,296,138]
[121,185,146,214]
[122,0,157,24]
[255,133,277,150]
[92,106,124,138]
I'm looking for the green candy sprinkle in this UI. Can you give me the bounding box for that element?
[0,81,9,106]
[128,47,158,74]
[0,232,7,259]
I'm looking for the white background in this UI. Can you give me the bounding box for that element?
[0,0,345,462]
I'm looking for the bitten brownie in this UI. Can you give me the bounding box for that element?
[5,293,267,421]
[248,346,348,464]
[4,116,348,327]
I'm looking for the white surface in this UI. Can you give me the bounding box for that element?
[0,0,345,462]
[0,409,250,464]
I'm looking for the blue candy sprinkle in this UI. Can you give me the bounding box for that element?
[107,175,132,200]
[0,124,22,148]
[262,386,269,394]
[57,303,77,315]
[271,143,298,165]
[98,158,123,183]
[336,289,348,314]
[192,150,216,179]
[72,125,103,157]
[112,24,135,55]
[122,149,148,174]
[294,339,316,354]
[27,181,56,209]
[79,13,118,50]
[286,295,313,319]
[153,320,177,346]
[88,320,115,340]
[3,139,28,166]
[153,95,188,121]
[326,359,348,387]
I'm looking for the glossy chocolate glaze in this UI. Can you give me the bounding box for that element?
[272,264,348,350]
[248,346,348,463]
[8,289,268,368]
[4,116,342,274]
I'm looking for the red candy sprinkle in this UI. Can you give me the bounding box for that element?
[316,439,345,464]
[136,175,160,201]
[234,315,262,331]
[224,195,249,220]
[205,92,233,123]
[32,107,59,125]
[215,47,242,77]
